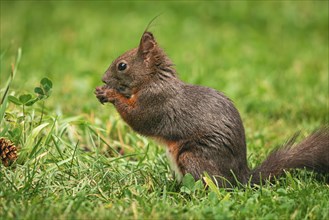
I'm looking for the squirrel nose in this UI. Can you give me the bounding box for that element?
[102,76,109,84]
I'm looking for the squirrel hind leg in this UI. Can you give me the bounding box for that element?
[176,143,241,188]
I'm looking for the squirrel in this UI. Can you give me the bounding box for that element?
[95,31,329,187]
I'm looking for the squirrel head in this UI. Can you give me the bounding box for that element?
[102,32,176,98]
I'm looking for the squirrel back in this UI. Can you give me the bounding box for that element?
[95,31,329,187]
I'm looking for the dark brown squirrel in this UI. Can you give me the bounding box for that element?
[95,31,329,187]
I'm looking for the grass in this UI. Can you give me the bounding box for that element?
[1,1,328,219]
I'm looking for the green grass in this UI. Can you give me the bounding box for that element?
[1,1,328,219]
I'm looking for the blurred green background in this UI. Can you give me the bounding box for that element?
[1,0,328,126]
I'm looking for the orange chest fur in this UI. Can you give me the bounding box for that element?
[114,94,137,119]
[156,138,183,181]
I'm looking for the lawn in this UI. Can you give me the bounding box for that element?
[1,1,328,219]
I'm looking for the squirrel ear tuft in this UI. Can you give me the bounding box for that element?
[138,32,156,56]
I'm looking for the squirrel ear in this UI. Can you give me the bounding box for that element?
[138,32,156,56]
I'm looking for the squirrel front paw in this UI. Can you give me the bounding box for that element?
[95,85,116,104]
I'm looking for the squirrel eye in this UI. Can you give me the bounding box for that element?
[118,62,127,71]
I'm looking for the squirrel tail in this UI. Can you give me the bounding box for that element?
[250,127,329,184]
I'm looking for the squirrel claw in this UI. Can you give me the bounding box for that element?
[95,86,107,104]
[95,85,116,104]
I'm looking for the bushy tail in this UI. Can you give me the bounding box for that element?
[250,127,329,184]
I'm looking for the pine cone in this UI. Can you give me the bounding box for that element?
[0,137,18,167]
